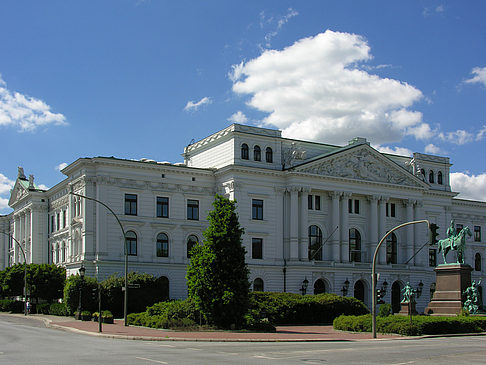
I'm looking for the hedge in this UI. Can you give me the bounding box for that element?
[333,314,486,336]
[127,299,199,329]
[248,292,369,325]
[0,299,24,313]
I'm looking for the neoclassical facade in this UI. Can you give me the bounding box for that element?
[1,124,485,312]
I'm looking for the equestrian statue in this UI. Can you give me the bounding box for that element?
[438,220,472,264]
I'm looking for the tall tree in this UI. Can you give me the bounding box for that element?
[186,194,249,328]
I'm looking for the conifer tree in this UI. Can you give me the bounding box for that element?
[186,194,249,328]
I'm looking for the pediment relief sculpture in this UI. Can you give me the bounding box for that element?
[296,147,421,187]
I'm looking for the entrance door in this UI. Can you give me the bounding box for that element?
[354,280,365,302]
[391,281,402,313]
[314,279,326,294]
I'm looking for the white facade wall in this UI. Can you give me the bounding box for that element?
[3,123,486,313]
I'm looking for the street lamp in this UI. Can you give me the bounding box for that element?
[300,277,309,295]
[341,278,350,296]
[0,231,28,315]
[77,265,85,319]
[69,191,129,326]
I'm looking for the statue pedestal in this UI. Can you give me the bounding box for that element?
[425,264,472,315]
[398,302,417,316]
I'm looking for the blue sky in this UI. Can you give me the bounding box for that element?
[1,1,486,214]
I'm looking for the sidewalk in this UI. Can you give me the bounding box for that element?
[26,314,404,342]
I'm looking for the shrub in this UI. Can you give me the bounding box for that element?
[63,275,98,315]
[0,299,23,313]
[49,302,69,316]
[333,314,486,336]
[249,292,369,325]
[36,303,50,314]
[127,299,199,329]
[378,303,392,317]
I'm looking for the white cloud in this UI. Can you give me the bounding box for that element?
[56,162,68,171]
[464,66,486,87]
[231,30,427,145]
[228,111,248,123]
[0,173,14,195]
[450,172,486,202]
[438,129,475,145]
[260,8,299,48]
[183,97,212,112]
[477,125,486,141]
[37,184,49,191]
[375,145,413,156]
[0,75,67,132]
[424,143,443,154]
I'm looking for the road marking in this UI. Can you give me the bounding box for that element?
[158,345,175,348]
[217,352,239,355]
[135,357,168,364]
[391,362,415,365]
[187,348,201,351]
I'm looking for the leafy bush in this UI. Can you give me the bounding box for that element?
[378,303,392,317]
[36,303,50,314]
[0,299,24,313]
[248,292,369,325]
[49,302,69,316]
[63,275,98,315]
[333,314,486,336]
[101,273,169,318]
[127,299,199,329]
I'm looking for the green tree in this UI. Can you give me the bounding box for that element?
[186,194,249,328]
[28,264,66,302]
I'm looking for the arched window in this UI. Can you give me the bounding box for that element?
[475,253,482,271]
[314,279,326,294]
[349,228,361,262]
[55,243,60,264]
[156,233,169,257]
[61,241,66,262]
[420,169,426,180]
[254,145,261,161]
[429,170,434,184]
[241,144,249,160]
[437,171,443,185]
[187,235,198,258]
[265,147,273,163]
[126,230,137,256]
[386,233,398,264]
[253,278,264,291]
[354,280,365,302]
[308,225,323,260]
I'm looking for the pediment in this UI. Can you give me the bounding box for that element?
[293,144,426,188]
[8,179,31,207]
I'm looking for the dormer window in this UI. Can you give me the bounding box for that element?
[429,170,434,184]
[241,144,249,160]
[254,145,261,161]
[265,147,273,163]
[437,171,443,185]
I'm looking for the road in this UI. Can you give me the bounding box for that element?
[1,315,485,364]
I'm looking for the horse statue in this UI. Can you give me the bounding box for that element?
[438,226,472,264]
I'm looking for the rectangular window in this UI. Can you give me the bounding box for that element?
[456,224,463,235]
[349,199,359,214]
[62,210,66,228]
[474,226,481,242]
[386,203,396,217]
[127,240,137,256]
[187,199,199,220]
[125,194,137,215]
[51,215,55,233]
[308,195,313,210]
[252,199,263,220]
[252,238,263,259]
[315,195,321,210]
[156,197,169,218]
[56,213,60,231]
[429,248,437,267]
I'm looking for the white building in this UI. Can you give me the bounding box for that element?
[1,123,485,312]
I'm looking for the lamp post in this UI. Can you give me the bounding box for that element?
[0,231,28,315]
[341,278,350,296]
[69,191,129,326]
[372,219,430,338]
[300,277,309,295]
[77,265,85,319]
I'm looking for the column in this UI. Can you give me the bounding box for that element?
[329,191,341,262]
[13,216,19,264]
[289,187,299,260]
[378,196,388,265]
[368,195,379,263]
[300,188,310,260]
[274,187,285,262]
[405,199,415,265]
[340,192,351,262]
